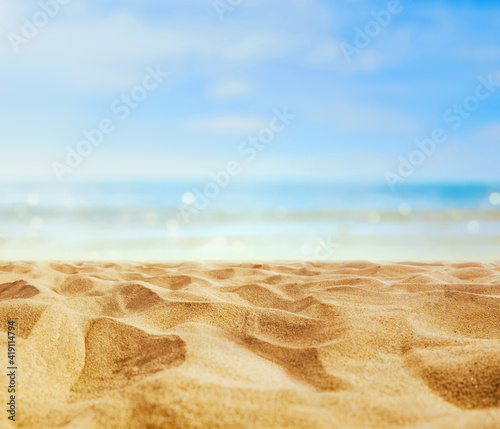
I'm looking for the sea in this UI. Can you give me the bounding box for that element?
[1,180,499,261]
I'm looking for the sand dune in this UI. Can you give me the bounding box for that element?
[1,261,500,428]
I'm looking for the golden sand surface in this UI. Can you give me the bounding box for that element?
[0,261,499,428]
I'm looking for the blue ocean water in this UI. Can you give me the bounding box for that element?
[0,180,499,261]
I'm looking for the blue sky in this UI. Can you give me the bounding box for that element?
[1,0,499,182]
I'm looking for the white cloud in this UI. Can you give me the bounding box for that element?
[458,47,500,62]
[475,123,500,140]
[0,0,335,91]
[208,80,255,100]
[0,14,307,92]
[186,115,267,134]
[0,0,24,53]
[306,40,342,66]
[330,103,420,135]
[304,32,386,73]
[352,49,384,72]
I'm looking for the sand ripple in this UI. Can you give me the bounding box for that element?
[0,261,499,428]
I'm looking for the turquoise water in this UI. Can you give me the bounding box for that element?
[1,181,499,261]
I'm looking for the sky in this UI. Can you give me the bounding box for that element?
[0,0,499,183]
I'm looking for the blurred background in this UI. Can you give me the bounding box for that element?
[0,0,499,261]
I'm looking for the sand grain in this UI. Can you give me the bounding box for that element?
[0,261,499,428]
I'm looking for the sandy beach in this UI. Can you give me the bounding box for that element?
[1,261,499,428]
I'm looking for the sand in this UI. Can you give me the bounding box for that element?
[0,261,499,428]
